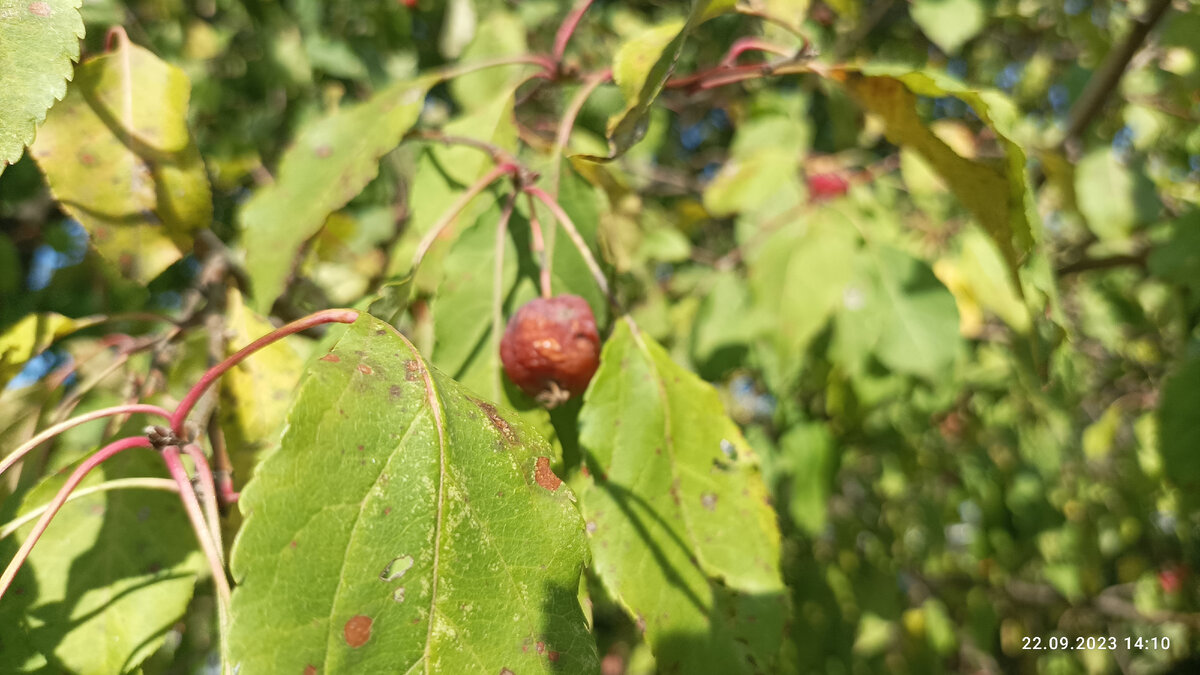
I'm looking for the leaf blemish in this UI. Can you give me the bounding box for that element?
[534,457,562,491]
[389,384,402,399]
[343,615,372,648]
[404,359,421,380]
[474,398,515,443]
[315,145,332,158]
[357,363,373,375]
[392,586,405,602]
[320,354,340,363]
[701,493,718,511]
[303,666,317,675]
[380,554,414,581]
[28,2,50,17]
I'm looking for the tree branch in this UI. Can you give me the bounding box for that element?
[1059,0,1173,153]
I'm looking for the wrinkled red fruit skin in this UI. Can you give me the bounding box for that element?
[500,295,601,401]
[807,172,850,201]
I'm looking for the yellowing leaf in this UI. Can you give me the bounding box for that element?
[0,312,97,388]
[840,66,1036,277]
[29,39,210,281]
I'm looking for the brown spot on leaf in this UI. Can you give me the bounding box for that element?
[536,641,546,654]
[548,651,560,662]
[315,145,332,158]
[320,354,340,363]
[404,359,421,380]
[500,670,515,675]
[534,457,561,491]
[474,399,515,442]
[389,384,402,399]
[701,493,718,512]
[343,615,372,647]
[290,540,298,549]
[303,667,317,675]
[28,2,50,16]
[357,363,373,375]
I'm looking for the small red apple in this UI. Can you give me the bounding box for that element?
[807,172,850,202]
[500,295,601,408]
[1158,564,1190,594]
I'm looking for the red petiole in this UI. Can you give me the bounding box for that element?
[0,308,360,624]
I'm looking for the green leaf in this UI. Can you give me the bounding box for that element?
[590,0,733,160]
[1149,211,1200,295]
[841,67,1036,275]
[0,449,204,674]
[0,0,84,172]
[863,245,963,379]
[1075,148,1161,241]
[365,273,416,327]
[737,0,810,31]
[577,320,789,673]
[910,0,986,54]
[748,210,859,384]
[704,116,805,217]
[431,197,522,403]
[241,77,433,313]
[448,8,528,111]
[28,39,211,282]
[690,271,757,377]
[227,313,597,674]
[1159,357,1200,509]
[777,423,835,536]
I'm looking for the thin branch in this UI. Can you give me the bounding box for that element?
[524,193,553,299]
[170,309,360,435]
[665,55,818,92]
[524,186,611,302]
[182,443,224,565]
[161,446,231,624]
[0,477,178,540]
[435,54,555,82]
[1,404,171,479]
[550,69,612,198]
[492,195,518,399]
[720,37,798,67]
[409,130,520,168]
[0,436,152,601]
[410,163,516,269]
[1055,251,1148,277]
[553,0,596,66]
[1059,0,1173,152]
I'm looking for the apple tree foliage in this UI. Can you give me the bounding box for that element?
[1,0,1199,673]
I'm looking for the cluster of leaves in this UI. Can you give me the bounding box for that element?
[2,0,1199,673]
